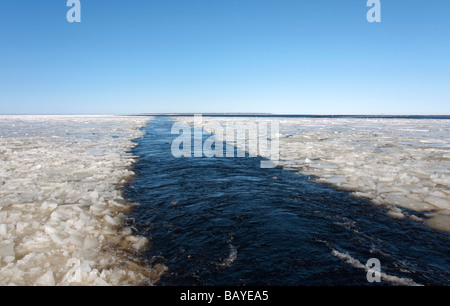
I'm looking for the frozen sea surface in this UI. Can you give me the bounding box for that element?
[176,117,450,232]
[0,115,165,286]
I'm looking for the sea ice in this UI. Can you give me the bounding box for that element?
[0,115,164,286]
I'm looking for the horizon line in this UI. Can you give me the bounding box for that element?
[1,113,450,118]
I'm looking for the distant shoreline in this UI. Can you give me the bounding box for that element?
[134,113,450,119]
[1,114,449,119]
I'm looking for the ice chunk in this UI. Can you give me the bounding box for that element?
[387,207,405,219]
[430,190,447,198]
[44,225,59,235]
[83,238,99,250]
[0,224,7,237]
[7,210,22,220]
[89,191,99,201]
[50,211,64,222]
[67,235,84,246]
[122,227,132,236]
[0,243,15,258]
[36,271,55,286]
[383,195,432,212]
[40,202,58,210]
[132,237,149,251]
[90,204,105,213]
[49,233,66,245]
[103,215,120,226]
[425,213,450,232]
[3,256,15,263]
[424,196,450,210]
[16,222,30,233]
[0,212,6,223]
[109,268,124,283]
[323,176,346,184]
[93,277,110,286]
[378,176,395,183]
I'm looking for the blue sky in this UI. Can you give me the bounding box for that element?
[0,1,449,115]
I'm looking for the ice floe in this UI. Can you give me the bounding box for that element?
[0,115,165,286]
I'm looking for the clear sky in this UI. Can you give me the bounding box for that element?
[0,1,449,115]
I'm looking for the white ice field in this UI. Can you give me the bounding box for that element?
[176,116,450,232]
[0,115,166,286]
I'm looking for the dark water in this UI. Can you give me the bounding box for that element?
[125,117,450,286]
